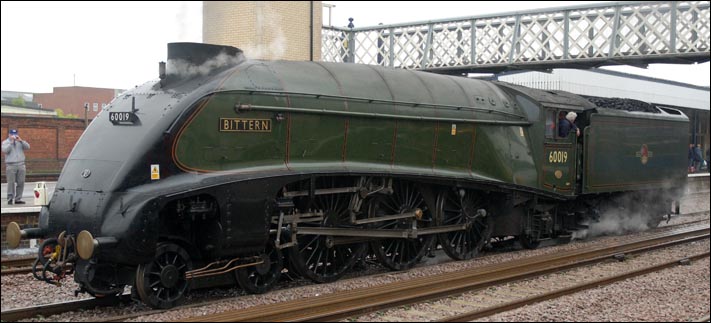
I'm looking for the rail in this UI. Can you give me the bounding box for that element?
[181,224,709,322]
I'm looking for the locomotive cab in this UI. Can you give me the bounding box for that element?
[542,107,587,196]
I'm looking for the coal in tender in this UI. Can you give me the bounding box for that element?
[583,96,659,113]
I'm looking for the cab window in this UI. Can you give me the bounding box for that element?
[545,110,556,138]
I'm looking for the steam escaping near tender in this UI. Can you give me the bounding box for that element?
[6,42,689,309]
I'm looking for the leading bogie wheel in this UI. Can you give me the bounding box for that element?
[135,242,193,309]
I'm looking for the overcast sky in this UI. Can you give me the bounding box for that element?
[1,1,709,94]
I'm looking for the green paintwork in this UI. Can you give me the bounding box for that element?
[583,109,688,193]
[469,126,513,182]
[435,122,474,172]
[393,120,435,170]
[346,118,395,165]
[172,60,688,198]
[542,140,577,195]
[289,114,344,163]
[508,126,538,189]
[175,61,529,186]
[174,94,287,172]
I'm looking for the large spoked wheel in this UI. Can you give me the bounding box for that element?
[288,177,367,283]
[369,180,435,271]
[135,243,193,309]
[436,188,493,260]
[236,242,283,294]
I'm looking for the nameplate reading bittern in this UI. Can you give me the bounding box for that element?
[220,118,272,132]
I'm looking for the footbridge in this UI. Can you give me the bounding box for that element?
[321,1,710,73]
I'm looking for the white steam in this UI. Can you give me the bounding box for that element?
[175,2,189,41]
[572,209,653,241]
[240,3,287,60]
[581,207,653,239]
[572,184,682,240]
[167,51,245,78]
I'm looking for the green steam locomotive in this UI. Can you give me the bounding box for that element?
[7,43,688,308]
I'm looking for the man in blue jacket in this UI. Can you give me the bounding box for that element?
[558,111,580,138]
[2,129,30,204]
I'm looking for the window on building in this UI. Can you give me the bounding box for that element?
[38,104,43,109]
[93,103,98,112]
[101,103,107,110]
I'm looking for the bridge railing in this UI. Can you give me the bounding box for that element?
[322,1,710,73]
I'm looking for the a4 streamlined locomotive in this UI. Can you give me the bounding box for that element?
[7,43,689,308]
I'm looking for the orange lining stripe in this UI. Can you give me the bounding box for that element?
[172,68,241,173]
[342,119,349,162]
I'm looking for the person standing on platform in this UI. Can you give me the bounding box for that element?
[688,144,695,173]
[2,129,30,204]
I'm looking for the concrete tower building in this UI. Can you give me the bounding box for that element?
[203,1,322,61]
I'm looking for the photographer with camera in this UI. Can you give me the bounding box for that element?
[2,129,30,204]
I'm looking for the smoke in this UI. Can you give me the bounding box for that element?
[241,29,287,61]
[239,3,287,60]
[572,182,682,240]
[572,205,652,240]
[175,2,201,43]
[166,51,246,78]
[586,206,652,237]
[176,2,188,41]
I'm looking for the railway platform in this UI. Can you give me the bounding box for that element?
[0,181,56,213]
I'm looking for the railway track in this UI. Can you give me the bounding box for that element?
[438,252,709,322]
[0,256,35,268]
[1,219,707,322]
[0,256,36,275]
[0,295,131,322]
[181,224,709,322]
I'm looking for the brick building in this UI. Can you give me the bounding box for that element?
[34,86,123,119]
[203,1,322,61]
[1,115,86,180]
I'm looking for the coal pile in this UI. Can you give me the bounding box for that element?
[583,96,659,113]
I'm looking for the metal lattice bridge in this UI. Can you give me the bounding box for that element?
[321,1,710,74]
